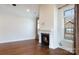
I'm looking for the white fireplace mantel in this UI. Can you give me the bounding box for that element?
[38,30,51,44]
[38,29,59,49]
[38,29,51,34]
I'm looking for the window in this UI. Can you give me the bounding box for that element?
[64,8,74,18]
[64,8,74,40]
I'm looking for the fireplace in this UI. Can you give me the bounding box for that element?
[41,33,49,48]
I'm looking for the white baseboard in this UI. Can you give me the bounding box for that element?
[49,45,59,49]
[59,46,74,53]
[59,40,74,53]
[0,37,35,43]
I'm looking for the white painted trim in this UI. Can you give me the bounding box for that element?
[0,37,35,43]
[49,45,59,49]
[58,40,74,53]
[59,46,74,53]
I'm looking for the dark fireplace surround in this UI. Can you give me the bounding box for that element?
[41,33,49,48]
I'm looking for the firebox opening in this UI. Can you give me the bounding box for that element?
[41,33,49,48]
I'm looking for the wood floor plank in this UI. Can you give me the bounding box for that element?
[0,40,73,55]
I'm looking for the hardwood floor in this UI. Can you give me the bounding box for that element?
[0,40,73,55]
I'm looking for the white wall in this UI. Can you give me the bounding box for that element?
[0,4,39,43]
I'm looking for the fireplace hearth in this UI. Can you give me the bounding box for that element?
[41,33,49,48]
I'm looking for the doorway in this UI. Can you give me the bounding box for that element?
[35,17,39,41]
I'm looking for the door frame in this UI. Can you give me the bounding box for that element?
[74,4,79,55]
[35,17,39,41]
[73,4,76,55]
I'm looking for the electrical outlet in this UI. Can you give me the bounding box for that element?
[59,42,62,46]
